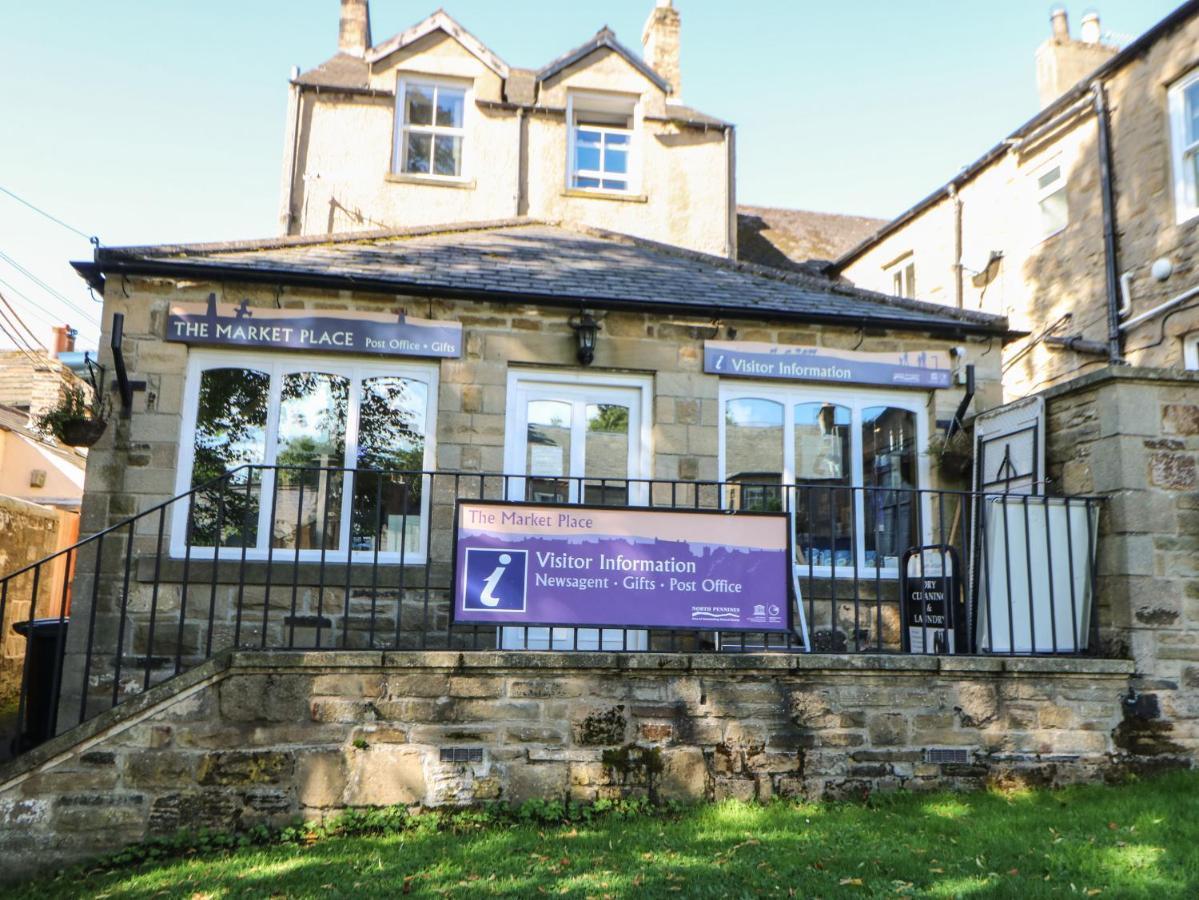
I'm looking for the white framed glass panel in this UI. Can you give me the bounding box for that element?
[1169,69,1199,223]
[723,398,784,512]
[567,93,637,194]
[395,78,467,178]
[173,350,437,562]
[1034,160,1068,239]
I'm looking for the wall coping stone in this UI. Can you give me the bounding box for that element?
[1036,365,1199,402]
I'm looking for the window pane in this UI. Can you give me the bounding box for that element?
[1040,186,1068,236]
[404,132,432,174]
[353,377,428,556]
[433,134,462,176]
[862,406,918,568]
[600,179,628,191]
[605,148,628,175]
[574,175,601,189]
[405,84,434,126]
[1186,81,1199,143]
[435,87,464,128]
[1037,166,1061,191]
[575,133,601,173]
[724,398,783,511]
[190,368,270,548]
[273,373,349,551]
[526,400,571,503]
[794,403,853,569]
[576,129,602,147]
[606,131,630,146]
[584,403,629,505]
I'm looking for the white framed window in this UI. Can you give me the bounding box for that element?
[718,383,931,578]
[567,92,638,193]
[1185,332,1199,370]
[393,77,468,179]
[885,255,917,299]
[500,370,653,651]
[1168,68,1199,224]
[172,350,438,563]
[1034,156,1069,239]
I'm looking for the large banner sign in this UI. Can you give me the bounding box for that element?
[166,295,462,359]
[704,340,950,388]
[453,501,791,632]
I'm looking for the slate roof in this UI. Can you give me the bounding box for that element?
[75,221,1011,337]
[738,206,887,271]
[538,27,671,94]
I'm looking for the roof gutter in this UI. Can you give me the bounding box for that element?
[73,257,1014,340]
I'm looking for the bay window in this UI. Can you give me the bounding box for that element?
[1169,68,1199,224]
[174,351,436,561]
[394,77,467,179]
[720,385,928,575]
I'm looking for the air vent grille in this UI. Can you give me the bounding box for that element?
[924,748,971,765]
[440,747,484,763]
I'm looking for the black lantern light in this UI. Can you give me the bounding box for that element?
[569,312,599,366]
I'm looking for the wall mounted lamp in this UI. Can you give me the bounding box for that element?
[569,312,600,366]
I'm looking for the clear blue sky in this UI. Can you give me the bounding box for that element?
[0,0,1181,349]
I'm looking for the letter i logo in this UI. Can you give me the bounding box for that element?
[480,553,512,607]
[463,548,527,613]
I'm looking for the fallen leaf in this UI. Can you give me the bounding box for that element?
[839,878,864,887]
[1009,868,1020,876]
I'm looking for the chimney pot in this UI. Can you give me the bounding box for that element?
[1051,7,1069,41]
[642,0,682,99]
[50,325,75,358]
[1079,11,1101,44]
[338,0,371,58]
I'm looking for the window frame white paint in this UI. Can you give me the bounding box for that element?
[172,348,439,563]
[884,254,917,299]
[1184,332,1199,370]
[500,369,653,651]
[565,91,640,195]
[717,381,932,579]
[1168,67,1199,224]
[1033,155,1069,241]
[392,75,471,181]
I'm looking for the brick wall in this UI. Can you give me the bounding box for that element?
[0,649,1136,882]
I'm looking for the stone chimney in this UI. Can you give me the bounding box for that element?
[1035,7,1118,108]
[642,0,681,100]
[338,0,372,58]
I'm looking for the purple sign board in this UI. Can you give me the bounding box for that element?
[166,295,462,359]
[704,340,950,388]
[453,501,792,632]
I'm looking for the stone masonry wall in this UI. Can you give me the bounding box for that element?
[1044,367,1199,759]
[0,650,1136,882]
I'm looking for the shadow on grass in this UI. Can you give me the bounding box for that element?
[15,771,1199,899]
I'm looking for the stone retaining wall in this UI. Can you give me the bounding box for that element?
[0,649,1145,882]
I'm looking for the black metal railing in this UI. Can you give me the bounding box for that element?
[0,465,1104,755]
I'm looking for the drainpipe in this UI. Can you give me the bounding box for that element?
[725,126,737,259]
[950,183,964,309]
[1091,80,1123,365]
[277,67,303,235]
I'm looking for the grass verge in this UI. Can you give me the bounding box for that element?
[12,770,1199,898]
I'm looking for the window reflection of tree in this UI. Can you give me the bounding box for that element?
[584,403,630,506]
[190,368,269,548]
[795,403,852,567]
[352,377,427,555]
[863,406,917,563]
[724,398,784,513]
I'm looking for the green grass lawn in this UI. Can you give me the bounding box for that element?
[15,771,1199,899]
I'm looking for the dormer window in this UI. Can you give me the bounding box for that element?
[394,77,467,178]
[568,93,637,194]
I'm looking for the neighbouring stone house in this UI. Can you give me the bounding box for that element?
[833,4,1199,401]
[282,0,736,258]
[0,1,1195,881]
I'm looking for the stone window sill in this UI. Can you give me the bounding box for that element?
[385,172,476,190]
[561,188,647,204]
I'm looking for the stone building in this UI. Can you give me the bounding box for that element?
[281,1,736,258]
[835,4,1199,400]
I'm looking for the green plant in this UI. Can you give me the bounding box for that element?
[925,429,973,477]
[36,375,111,445]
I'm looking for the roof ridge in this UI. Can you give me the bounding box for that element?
[96,219,545,260]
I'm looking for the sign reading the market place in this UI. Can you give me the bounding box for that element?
[703,341,951,388]
[166,295,462,358]
[453,501,791,632]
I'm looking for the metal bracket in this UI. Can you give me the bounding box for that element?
[110,312,147,415]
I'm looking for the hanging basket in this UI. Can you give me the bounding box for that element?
[57,417,107,448]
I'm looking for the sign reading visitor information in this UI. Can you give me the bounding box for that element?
[166,295,462,358]
[703,341,950,388]
[453,501,791,632]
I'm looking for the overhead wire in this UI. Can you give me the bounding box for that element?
[0,275,65,333]
[0,249,99,324]
[0,287,47,349]
[0,185,97,244]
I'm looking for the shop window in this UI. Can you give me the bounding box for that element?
[175,352,436,561]
[1034,158,1068,239]
[719,385,928,574]
[885,255,916,299]
[568,93,636,193]
[394,78,467,178]
[1168,68,1199,223]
